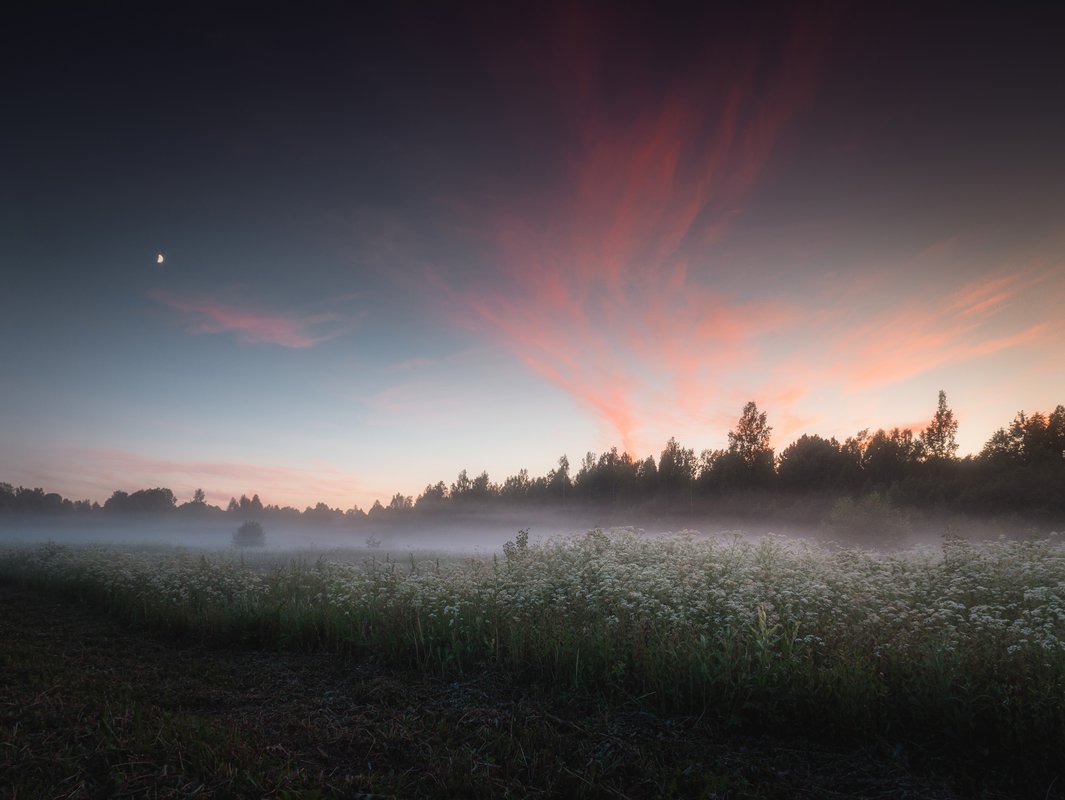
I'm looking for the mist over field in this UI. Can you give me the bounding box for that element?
[0,512,547,553]
[0,505,1050,555]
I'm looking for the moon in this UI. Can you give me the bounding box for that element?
[156,253,165,265]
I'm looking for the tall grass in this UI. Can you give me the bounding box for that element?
[3,530,1064,774]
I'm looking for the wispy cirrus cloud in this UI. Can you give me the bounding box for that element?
[944,269,1048,320]
[434,6,830,455]
[686,253,1065,453]
[336,8,1059,458]
[832,267,1064,391]
[149,290,346,348]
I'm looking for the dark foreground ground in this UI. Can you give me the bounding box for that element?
[0,583,1037,799]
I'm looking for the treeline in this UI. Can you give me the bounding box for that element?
[3,393,1063,523]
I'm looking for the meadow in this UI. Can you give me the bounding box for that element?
[3,529,1065,797]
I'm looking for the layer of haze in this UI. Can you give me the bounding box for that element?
[2,2,1063,512]
[0,511,1009,556]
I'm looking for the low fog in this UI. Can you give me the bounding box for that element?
[0,506,1054,558]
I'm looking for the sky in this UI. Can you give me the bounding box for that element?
[3,1,1063,511]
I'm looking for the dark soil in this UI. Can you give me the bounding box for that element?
[0,582,1023,798]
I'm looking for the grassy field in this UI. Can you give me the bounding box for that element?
[3,529,1064,798]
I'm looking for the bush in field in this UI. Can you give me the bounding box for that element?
[502,527,529,560]
[824,491,910,542]
[233,520,265,548]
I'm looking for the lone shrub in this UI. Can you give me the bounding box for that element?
[233,520,265,548]
[503,528,529,560]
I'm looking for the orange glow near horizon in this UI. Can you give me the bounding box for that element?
[30,448,380,512]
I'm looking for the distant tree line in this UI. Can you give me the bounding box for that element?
[3,393,1063,523]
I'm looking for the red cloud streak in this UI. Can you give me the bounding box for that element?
[442,8,828,454]
[835,268,1063,391]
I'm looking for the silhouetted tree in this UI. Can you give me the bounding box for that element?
[695,449,723,491]
[500,469,531,502]
[729,402,772,463]
[982,406,1065,466]
[469,471,496,503]
[1049,405,1065,459]
[573,448,639,505]
[451,469,473,501]
[387,493,413,512]
[304,501,343,523]
[725,401,775,488]
[102,488,176,513]
[864,428,923,486]
[981,418,1024,465]
[415,481,449,511]
[840,429,870,488]
[658,437,696,508]
[704,450,749,490]
[105,490,130,512]
[547,455,571,504]
[270,504,302,520]
[575,452,599,498]
[777,435,850,491]
[600,448,637,504]
[921,390,959,460]
[969,404,1065,515]
[238,494,264,514]
[634,455,658,498]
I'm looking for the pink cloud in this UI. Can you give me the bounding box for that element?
[337,13,1058,458]
[434,8,829,455]
[833,267,1064,391]
[149,290,343,348]
[945,270,1048,319]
